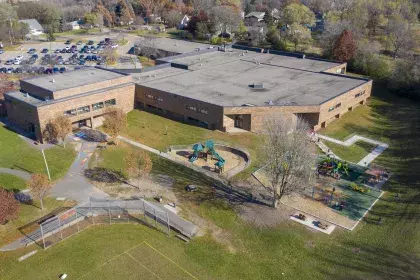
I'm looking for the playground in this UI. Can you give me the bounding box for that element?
[169,140,250,177]
[253,155,388,229]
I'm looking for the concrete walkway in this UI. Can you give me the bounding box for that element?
[316,134,388,166]
[0,168,31,180]
[50,140,109,203]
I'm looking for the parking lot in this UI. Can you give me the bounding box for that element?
[0,33,139,74]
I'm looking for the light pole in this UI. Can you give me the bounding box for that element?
[41,149,51,180]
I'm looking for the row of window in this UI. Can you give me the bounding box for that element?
[355,90,366,98]
[63,99,116,116]
[328,103,341,112]
[186,105,208,115]
[146,94,163,102]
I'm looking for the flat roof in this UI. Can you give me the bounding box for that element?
[21,68,126,93]
[171,50,343,72]
[153,37,212,54]
[135,52,368,107]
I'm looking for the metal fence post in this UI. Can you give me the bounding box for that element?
[58,217,63,240]
[153,207,157,229]
[91,201,95,224]
[40,224,46,249]
[108,201,111,224]
[76,205,80,232]
[166,212,170,236]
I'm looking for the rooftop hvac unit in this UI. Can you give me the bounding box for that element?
[253,83,264,89]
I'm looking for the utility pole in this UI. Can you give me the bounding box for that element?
[41,149,51,180]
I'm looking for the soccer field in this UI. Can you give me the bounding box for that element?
[78,242,197,280]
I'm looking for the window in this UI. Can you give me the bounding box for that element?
[64,108,77,116]
[77,105,90,115]
[146,94,163,102]
[355,90,365,98]
[157,97,163,102]
[146,94,154,99]
[199,108,208,115]
[335,103,341,108]
[186,105,196,111]
[328,106,334,112]
[92,102,104,110]
[104,99,116,107]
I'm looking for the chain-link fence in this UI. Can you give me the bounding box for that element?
[38,198,170,249]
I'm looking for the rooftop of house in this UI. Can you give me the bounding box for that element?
[151,37,212,54]
[20,67,128,93]
[19,19,43,31]
[245,12,265,19]
[134,50,368,107]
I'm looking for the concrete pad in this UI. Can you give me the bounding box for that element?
[290,213,336,234]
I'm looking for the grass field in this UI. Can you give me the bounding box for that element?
[0,174,26,191]
[124,110,263,179]
[0,125,77,180]
[325,140,376,163]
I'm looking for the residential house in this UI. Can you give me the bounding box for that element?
[18,19,44,37]
[244,12,265,26]
[178,15,189,29]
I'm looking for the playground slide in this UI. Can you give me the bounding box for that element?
[189,155,198,162]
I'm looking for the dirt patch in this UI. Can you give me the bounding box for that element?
[93,174,178,202]
[238,202,293,227]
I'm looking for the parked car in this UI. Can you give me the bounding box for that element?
[13,59,21,65]
[88,40,94,45]
[0,49,5,54]
[76,41,83,45]
[15,55,24,61]
[0,67,7,73]
[44,68,53,74]
[111,44,119,49]
[53,67,59,73]
[79,55,85,59]
[59,67,66,73]
[186,185,198,192]
[105,37,111,44]
[28,48,36,54]
[79,60,85,65]
[31,54,39,59]
[41,48,48,53]
[38,66,45,73]
[6,68,13,73]
[5,59,13,65]
[65,40,72,44]
[61,49,67,53]
[92,55,98,61]
[86,55,92,61]
[55,49,61,53]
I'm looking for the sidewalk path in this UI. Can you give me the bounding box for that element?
[316,134,389,166]
[0,168,31,180]
[50,141,109,203]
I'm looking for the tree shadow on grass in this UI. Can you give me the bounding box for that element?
[312,241,420,280]
[84,167,127,184]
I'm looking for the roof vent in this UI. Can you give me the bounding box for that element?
[249,83,264,90]
[199,63,202,66]
[51,79,55,83]
[91,72,95,75]
[302,54,306,59]
[267,100,274,105]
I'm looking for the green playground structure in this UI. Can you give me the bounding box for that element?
[188,140,226,173]
[317,157,350,179]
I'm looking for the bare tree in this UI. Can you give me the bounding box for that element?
[103,107,126,143]
[137,0,160,19]
[163,9,182,28]
[26,174,52,210]
[385,19,417,59]
[210,5,241,36]
[135,36,157,60]
[191,0,214,12]
[262,115,315,208]
[103,46,119,66]
[124,149,153,189]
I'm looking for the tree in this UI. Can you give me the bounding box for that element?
[286,23,312,51]
[164,10,182,28]
[332,29,356,62]
[319,20,358,58]
[263,9,274,26]
[388,55,420,100]
[103,46,119,66]
[103,107,126,142]
[93,1,114,27]
[137,0,160,20]
[262,115,315,208]
[210,5,241,36]
[124,149,153,189]
[26,174,52,210]
[116,0,135,25]
[84,12,98,26]
[234,21,248,41]
[0,188,19,225]
[385,19,417,59]
[352,41,392,80]
[281,3,315,26]
[135,36,157,60]
[43,116,72,147]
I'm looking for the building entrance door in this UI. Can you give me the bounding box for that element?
[234,115,243,128]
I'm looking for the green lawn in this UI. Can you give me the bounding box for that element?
[0,125,77,180]
[124,110,263,180]
[325,141,376,163]
[0,174,26,191]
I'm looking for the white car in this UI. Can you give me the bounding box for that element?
[15,55,23,61]
[111,44,119,49]
[13,59,21,65]
[65,46,70,50]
